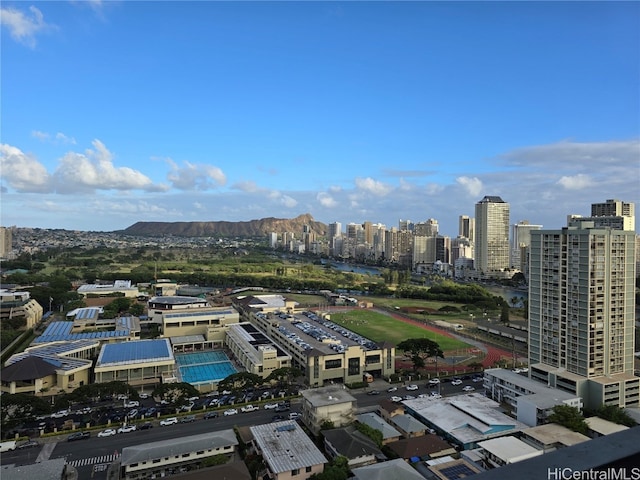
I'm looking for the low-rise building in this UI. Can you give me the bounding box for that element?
[146,295,210,325]
[426,457,483,480]
[76,280,139,298]
[94,339,176,387]
[351,458,425,480]
[119,429,237,479]
[1,340,95,394]
[355,413,402,445]
[389,413,428,438]
[244,310,395,386]
[300,386,356,434]
[403,393,528,450]
[33,320,137,345]
[321,426,382,468]
[387,434,457,461]
[483,368,583,426]
[476,436,544,468]
[225,322,292,378]
[250,421,327,480]
[584,416,630,438]
[0,289,43,329]
[518,424,589,452]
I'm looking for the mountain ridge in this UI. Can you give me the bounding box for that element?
[120,213,327,237]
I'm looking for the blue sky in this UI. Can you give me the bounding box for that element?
[1,1,639,236]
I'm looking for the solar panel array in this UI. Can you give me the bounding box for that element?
[98,339,173,366]
[439,463,477,480]
[34,321,130,343]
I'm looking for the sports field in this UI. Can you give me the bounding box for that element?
[329,309,470,351]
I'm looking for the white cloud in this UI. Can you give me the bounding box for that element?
[166,159,226,190]
[0,5,53,48]
[279,195,297,208]
[317,192,338,208]
[32,130,77,145]
[354,177,392,196]
[232,180,260,193]
[0,143,52,193]
[54,139,166,193]
[456,176,483,197]
[557,174,594,190]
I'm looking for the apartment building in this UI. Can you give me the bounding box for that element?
[528,201,639,410]
[474,195,510,275]
[300,386,356,434]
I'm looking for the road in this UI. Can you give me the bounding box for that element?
[0,379,493,479]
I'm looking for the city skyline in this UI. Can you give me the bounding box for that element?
[1,2,639,236]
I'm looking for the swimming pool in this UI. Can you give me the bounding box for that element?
[175,350,237,385]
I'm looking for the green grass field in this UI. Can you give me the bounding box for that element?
[328,309,470,351]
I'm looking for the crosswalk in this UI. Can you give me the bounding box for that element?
[67,454,120,467]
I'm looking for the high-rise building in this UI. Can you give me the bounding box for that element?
[510,221,542,270]
[0,227,12,258]
[459,215,475,243]
[528,201,639,410]
[414,218,439,237]
[474,196,510,274]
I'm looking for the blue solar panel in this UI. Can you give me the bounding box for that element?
[439,464,477,480]
[99,339,172,364]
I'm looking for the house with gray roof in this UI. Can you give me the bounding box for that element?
[351,458,424,480]
[356,412,402,445]
[389,413,428,438]
[119,429,237,479]
[321,425,382,468]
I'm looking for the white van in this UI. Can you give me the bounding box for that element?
[0,441,16,452]
[288,412,301,420]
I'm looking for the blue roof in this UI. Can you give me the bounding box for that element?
[34,322,131,343]
[97,339,173,366]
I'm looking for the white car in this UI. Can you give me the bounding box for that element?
[241,405,259,413]
[405,384,419,391]
[160,417,178,426]
[117,425,137,434]
[51,410,70,418]
[451,380,463,386]
[224,409,238,416]
[263,403,279,410]
[430,392,442,399]
[97,429,117,438]
[387,386,398,392]
[403,395,415,400]
[390,396,403,403]
[428,378,440,385]
[124,400,139,408]
[462,386,475,392]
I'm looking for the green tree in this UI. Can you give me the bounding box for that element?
[265,367,303,388]
[594,405,637,427]
[397,338,444,371]
[309,456,349,480]
[500,303,510,325]
[217,372,264,392]
[547,405,589,435]
[1,394,51,432]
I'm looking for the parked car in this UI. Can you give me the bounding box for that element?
[127,409,139,418]
[263,402,279,410]
[288,412,301,420]
[67,431,90,442]
[462,386,475,392]
[224,409,238,416]
[367,390,380,395]
[274,404,290,412]
[139,422,153,430]
[51,410,70,419]
[430,392,442,399]
[390,396,403,403]
[17,440,39,449]
[160,417,178,426]
[124,400,139,408]
[241,405,259,413]
[180,415,196,423]
[387,386,398,392]
[428,378,440,385]
[97,429,117,438]
[451,380,463,386]
[117,424,137,433]
[405,384,419,391]
[204,411,218,420]
[139,393,150,399]
[271,415,285,422]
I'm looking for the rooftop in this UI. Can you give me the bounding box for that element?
[356,413,402,441]
[250,420,328,473]
[403,393,528,446]
[351,458,425,480]
[520,423,589,447]
[477,436,544,463]
[585,416,630,435]
[34,321,131,343]
[148,295,209,306]
[96,339,174,367]
[301,386,357,407]
[120,429,237,466]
